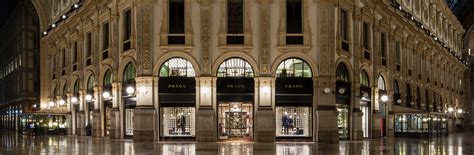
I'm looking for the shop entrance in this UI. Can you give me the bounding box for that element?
[218,102,253,141]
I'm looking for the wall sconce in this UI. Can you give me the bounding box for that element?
[58,99,66,106]
[396,99,402,104]
[71,97,78,104]
[102,91,111,99]
[201,86,210,97]
[323,88,331,94]
[457,109,463,114]
[126,86,135,95]
[85,94,93,102]
[48,101,55,107]
[380,95,389,102]
[448,107,454,113]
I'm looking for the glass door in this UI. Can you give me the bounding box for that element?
[218,102,253,141]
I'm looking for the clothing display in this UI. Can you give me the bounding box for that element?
[162,107,195,137]
[276,107,310,137]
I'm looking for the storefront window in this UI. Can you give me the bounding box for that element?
[276,107,310,137]
[337,107,348,139]
[125,108,134,136]
[162,107,195,137]
[276,58,311,77]
[159,57,195,77]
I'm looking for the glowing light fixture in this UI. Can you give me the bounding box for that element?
[102,91,111,99]
[380,95,389,102]
[85,94,93,101]
[126,86,135,94]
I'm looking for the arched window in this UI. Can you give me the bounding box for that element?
[159,57,195,77]
[104,70,112,86]
[336,63,350,82]
[377,76,386,91]
[276,58,312,77]
[217,58,254,77]
[87,75,95,92]
[394,80,400,94]
[360,70,369,87]
[62,83,67,97]
[73,80,79,95]
[123,63,136,82]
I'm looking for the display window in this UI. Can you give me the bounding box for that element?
[276,107,310,137]
[161,107,195,137]
[337,107,348,139]
[125,108,134,136]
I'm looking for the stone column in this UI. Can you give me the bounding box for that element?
[255,77,275,142]
[109,82,121,139]
[133,77,155,141]
[315,77,339,142]
[371,86,382,139]
[66,93,73,135]
[386,90,395,138]
[196,77,216,142]
[352,82,363,140]
[92,86,102,138]
[76,90,86,136]
[316,0,338,142]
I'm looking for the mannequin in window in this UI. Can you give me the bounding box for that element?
[282,112,289,134]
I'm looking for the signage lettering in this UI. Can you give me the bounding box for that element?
[226,84,245,89]
[167,84,187,89]
[284,84,303,89]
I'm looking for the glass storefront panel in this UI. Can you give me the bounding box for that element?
[162,107,195,137]
[275,106,310,137]
[337,107,348,139]
[361,106,369,138]
[218,102,253,140]
[125,109,134,136]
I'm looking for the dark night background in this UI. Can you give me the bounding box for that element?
[0,0,17,27]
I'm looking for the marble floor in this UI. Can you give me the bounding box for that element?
[0,131,472,155]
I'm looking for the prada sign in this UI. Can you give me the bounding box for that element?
[217,78,254,94]
[276,78,313,106]
[159,77,196,107]
[276,78,313,94]
[217,78,254,102]
[159,77,195,93]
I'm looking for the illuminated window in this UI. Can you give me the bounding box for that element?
[217,58,254,77]
[276,58,311,77]
[159,57,195,77]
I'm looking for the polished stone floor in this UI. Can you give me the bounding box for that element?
[0,131,472,155]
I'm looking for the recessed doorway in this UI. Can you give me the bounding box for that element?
[218,102,253,141]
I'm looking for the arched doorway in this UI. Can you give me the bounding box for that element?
[158,57,196,140]
[336,63,350,140]
[102,70,113,137]
[216,57,254,141]
[122,63,136,138]
[359,70,370,138]
[406,84,413,107]
[85,75,95,136]
[275,58,313,139]
[377,75,387,137]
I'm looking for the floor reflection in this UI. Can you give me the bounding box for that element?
[0,131,473,155]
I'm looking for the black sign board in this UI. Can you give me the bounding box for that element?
[217,78,254,102]
[159,77,196,93]
[275,78,313,106]
[217,78,254,94]
[159,77,196,107]
[276,78,313,94]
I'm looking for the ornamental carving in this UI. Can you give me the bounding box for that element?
[319,5,335,76]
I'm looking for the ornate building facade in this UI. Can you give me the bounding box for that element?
[0,0,40,132]
[30,0,468,142]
